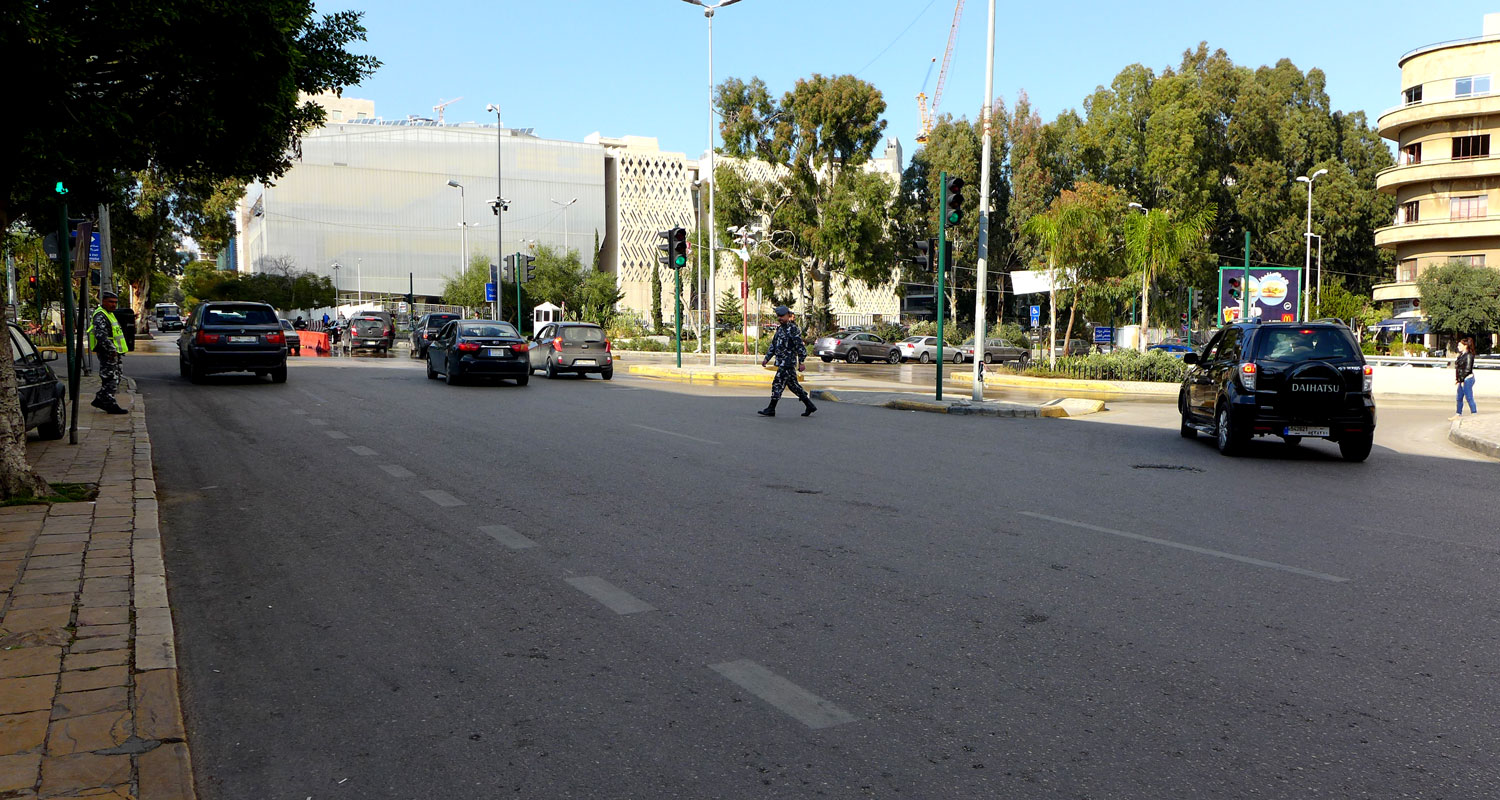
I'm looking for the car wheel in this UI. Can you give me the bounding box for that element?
[546,359,558,379]
[426,356,438,380]
[1180,414,1197,439]
[188,361,205,384]
[1282,435,1303,447]
[1215,404,1245,456]
[601,368,613,380]
[1339,433,1374,462]
[445,365,462,385]
[514,373,530,386]
[270,365,288,384]
[982,352,993,364]
[179,356,190,379]
[918,352,931,364]
[37,394,65,440]
[1018,354,1031,369]
[820,356,833,363]
[952,350,964,364]
[846,349,860,364]
[887,350,901,364]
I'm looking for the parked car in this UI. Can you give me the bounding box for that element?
[410,312,461,359]
[1148,342,1195,359]
[960,337,1030,366]
[896,336,962,364]
[344,315,392,354]
[178,301,288,383]
[426,320,530,386]
[528,322,614,379]
[279,319,301,356]
[1049,339,1090,357]
[814,331,901,364]
[1179,320,1374,461]
[8,323,66,439]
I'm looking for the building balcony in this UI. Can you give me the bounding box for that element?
[1372,281,1420,302]
[1374,216,1500,248]
[1377,95,1500,139]
[1375,154,1500,193]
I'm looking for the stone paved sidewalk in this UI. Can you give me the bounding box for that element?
[0,380,193,799]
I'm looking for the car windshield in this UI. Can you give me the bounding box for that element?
[280,320,294,330]
[1258,328,1358,361]
[460,323,518,338]
[204,307,277,326]
[561,326,605,344]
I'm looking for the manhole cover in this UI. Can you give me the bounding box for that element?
[1131,464,1204,472]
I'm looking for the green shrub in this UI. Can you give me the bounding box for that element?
[1022,349,1187,383]
[1405,341,1427,356]
[1361,340,1377,355]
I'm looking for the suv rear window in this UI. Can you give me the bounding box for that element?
[1257,328,1357,361]
[426,315,459,329]
[561,326,605,344]
[204,307,276,326]
[459,323,518,338]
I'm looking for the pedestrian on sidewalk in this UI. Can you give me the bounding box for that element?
[759,306,816,418]
[1456,337,1477,415]
[86,290,129,414]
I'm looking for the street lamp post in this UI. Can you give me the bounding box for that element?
[551,197,578,253]
[332,262,341,307]
[682,0,746,367]
[1128,202,1150,351]
[486,104,505,322]
[356,257,363,304]
[447,180,467,300]
[1296,168,1327,322]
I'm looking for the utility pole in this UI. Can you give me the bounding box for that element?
[488,104,505,323]
[936,171,950,401]
[1241,231,1251,322]
[971,0,996,402]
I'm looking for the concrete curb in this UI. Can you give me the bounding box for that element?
[1449,418,1500,460]
[627,364,785,388]
[950,370,1179,398]
[809,389,1040,418]
[1038,398,1109,418]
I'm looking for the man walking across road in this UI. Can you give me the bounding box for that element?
[87,290,129,414]
[759,305,816,418]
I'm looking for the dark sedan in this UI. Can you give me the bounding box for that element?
[178,301,288,383]
[410,312,461,359]
[9,323,66,439]
[426,320,530,386]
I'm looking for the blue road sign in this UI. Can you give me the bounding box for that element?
[1093,326,1114,344]
[485,283,497,302]
[1029,305,1041,327]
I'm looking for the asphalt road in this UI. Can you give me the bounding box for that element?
[134,347,1499,798]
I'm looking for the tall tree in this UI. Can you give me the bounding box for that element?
[1417,261,1500,346]
[1125,204,1215,349]
[1022,182,1126,348]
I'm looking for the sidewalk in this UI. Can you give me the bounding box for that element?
[0,379,193,798]
[1450,414,1500,460]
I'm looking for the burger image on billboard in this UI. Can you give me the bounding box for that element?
[1258,273,1289,303]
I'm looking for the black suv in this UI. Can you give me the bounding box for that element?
[1179,321,1375,461]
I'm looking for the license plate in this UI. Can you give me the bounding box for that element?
[1286,426,1330,437]
[484,348,511,357]
[228,335,257,344]
[575,359,596,366]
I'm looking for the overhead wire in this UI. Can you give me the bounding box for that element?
[853,0,943,77]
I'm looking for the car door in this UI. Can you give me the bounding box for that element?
[1188,332,1223,417]
[9,327,43,423]
[1208,328,1243,411]
[529,325,552,369]
[428,322,451,372]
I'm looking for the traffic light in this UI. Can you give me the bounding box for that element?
[657,229,674,268]
[943,176,965,225]
[913,238,935,273]
[519,253,536,282]
[669,227,688,269]
[502,254,515,283]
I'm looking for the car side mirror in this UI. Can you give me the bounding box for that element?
[1182,352,1199,365]
[42,350,59,362]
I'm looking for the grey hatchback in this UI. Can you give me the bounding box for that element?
[528,322,614,379]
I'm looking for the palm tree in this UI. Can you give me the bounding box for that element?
[1021,189,1113,367]
[1124,205,1215,351]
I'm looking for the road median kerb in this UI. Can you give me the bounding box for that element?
[1448,415,1500,460]
[951,370,1179,398]
[808,389,1043,418]
[627,364,778,387]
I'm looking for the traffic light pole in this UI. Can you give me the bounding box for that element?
[57,200,79,445]
[936,171,949,402]
[675,267,683,368]
[515,252,524,333]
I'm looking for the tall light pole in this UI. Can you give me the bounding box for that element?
[683,0,745,366]
[447,180,467,297]
[1296,168,1327,322]
[970,0,997,401]
[486,104,505,322]
[332,262,341,307]
[1128,202,1149,351]
[356,257,363,304]
[551,197,578,253]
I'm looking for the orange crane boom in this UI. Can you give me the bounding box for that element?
[915,0,965,144]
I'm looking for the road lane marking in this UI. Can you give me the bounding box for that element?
[479,525,536,550]
[291,409,307,415]
[419,489,465,507]
[378,464,415,478]
[564,576,655,615]
[305,418,326,426]
[324,430,350,440]
[709,660,856,729]
[1019,511,1350,583]
[348,446,377,456]
[631,423,721,445]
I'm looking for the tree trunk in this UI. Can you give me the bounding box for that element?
[650,266,662,333]
[1063,291,1079,352]
[1139,264,1151,352]
[0,302,55,500]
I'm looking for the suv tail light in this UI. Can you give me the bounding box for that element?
[265,331,285,345]
[1362,365,1373,392]
[195,331,221,345]
[456,341,480,353]
[1240,362,1258,391]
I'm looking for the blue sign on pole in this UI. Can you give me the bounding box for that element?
[485,283,497,302]
[1093,326,1114,344]
[1029,305,1041,327]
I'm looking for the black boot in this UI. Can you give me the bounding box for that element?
[757,399,778,417]
[800,396,817,417]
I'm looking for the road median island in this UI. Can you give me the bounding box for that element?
[1449,415,1500,460]
[808,389,1044,418]
[951,370,1178,399]
[627,364,777,387]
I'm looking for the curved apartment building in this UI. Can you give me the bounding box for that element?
[1374,15,1500,339]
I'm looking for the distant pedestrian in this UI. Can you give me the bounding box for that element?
[86,290,128,414]
[322,312,331,329]
[758,306,816,417]
[1456,337,1477,415]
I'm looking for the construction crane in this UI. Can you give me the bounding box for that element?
[433,97,463,124]
[915,0,965,144]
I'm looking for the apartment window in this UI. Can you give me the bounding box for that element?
[1401,142,1422,165]
[355,111,369,119]
[1398,200,1420,224]
[1397,259,1418,282]
[1404,85,1423,105]
[1451,194,1489,220]
[331,109,343,120]
[1452,254,1487,267]
[1455,75,1492,98]
[1452,134,1490,160]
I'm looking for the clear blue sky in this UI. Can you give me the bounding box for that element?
[338,1,1499,165]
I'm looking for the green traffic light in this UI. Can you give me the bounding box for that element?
[947,211,960,224]
[54,181,68,195]
[674,256,686,267]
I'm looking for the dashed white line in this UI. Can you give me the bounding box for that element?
[709,660,856,729]
[348,446,377,456]
[324,430,350,440]
[378,464,415,478]
[479,525,536,550]
[564,576,655,615]
[419,489,464,507]
[631,423,721,445]
[1019,511,1351,583]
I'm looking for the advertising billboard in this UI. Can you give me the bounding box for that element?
[1217,267,1302,325]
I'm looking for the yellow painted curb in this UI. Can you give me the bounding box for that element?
[627,364,776,386]
[886,399,950,414]
[951,371,1176,396]
[1038,406,1068,418]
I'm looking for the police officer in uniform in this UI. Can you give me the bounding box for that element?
[87,290,129,414]
[758,305,817,417]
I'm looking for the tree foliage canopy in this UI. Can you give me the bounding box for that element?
[1416,261,1500,340]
